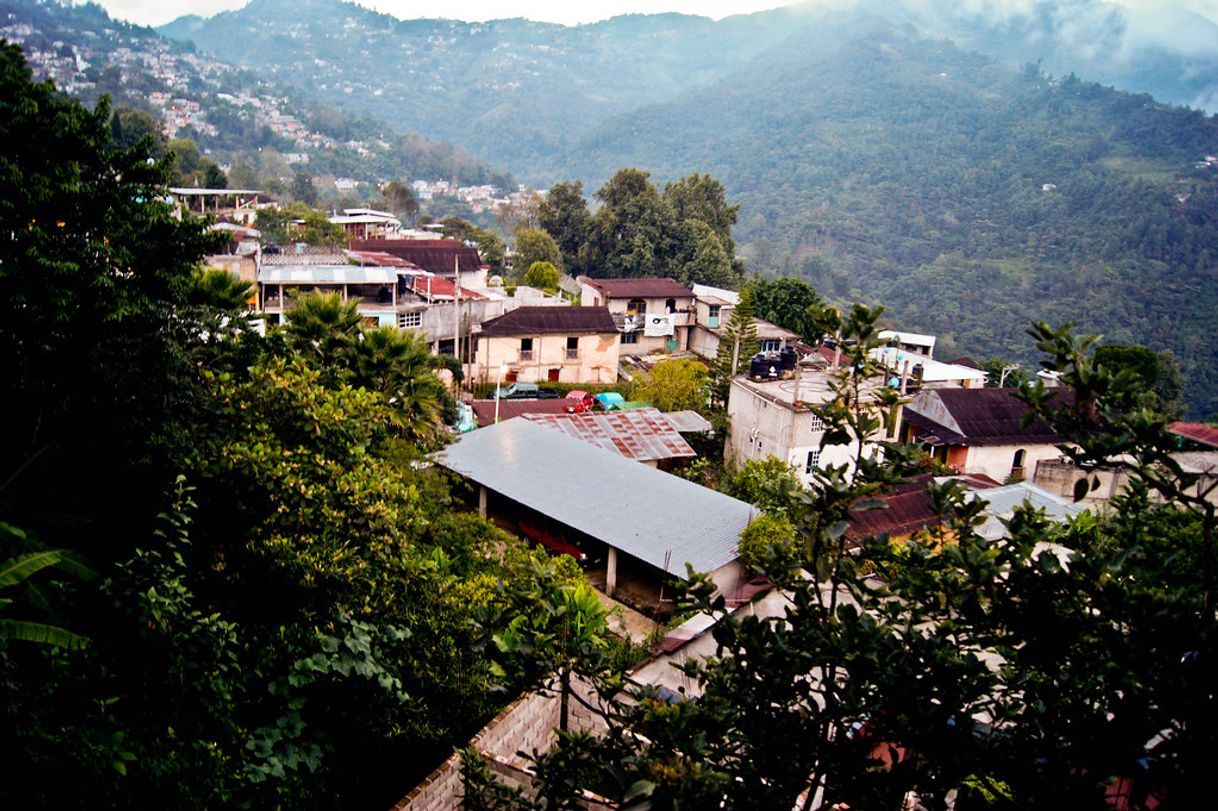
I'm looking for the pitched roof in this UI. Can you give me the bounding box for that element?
[478,306,617,337]
[436,419,754,577]
[350,238,483,275]
[1170,422,1218,449]
[583,277,694,299]
[904,387,1066,447]
[468,398,571,427]
[522,409,696,462]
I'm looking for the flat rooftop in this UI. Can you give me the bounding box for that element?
[730,365,885,409]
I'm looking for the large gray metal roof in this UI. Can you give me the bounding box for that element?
[436,419,755,577]
[257,265,398,284]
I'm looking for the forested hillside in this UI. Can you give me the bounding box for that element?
[546,18,1218,418]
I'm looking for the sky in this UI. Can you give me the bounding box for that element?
[88,0,1218,30]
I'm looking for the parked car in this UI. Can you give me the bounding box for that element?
[493,382,560,399]
[564,390,595,413]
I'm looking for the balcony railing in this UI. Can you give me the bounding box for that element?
[519,350,535,361]
[565,348,579,359]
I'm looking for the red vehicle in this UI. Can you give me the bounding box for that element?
[518,517,588,564]
[564,390,595,413]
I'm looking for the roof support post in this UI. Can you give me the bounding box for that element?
[478,485,487,518]
[605,547,618,598]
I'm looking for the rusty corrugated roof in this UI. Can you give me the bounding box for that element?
[478,306,617,336]
[584,277,694,299]
[1170,422,1218,449]
[522,409,696,462]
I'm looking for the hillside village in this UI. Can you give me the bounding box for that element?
[184,193,1218,808]
[5,2,1218,807]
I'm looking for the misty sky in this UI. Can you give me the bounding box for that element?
[83,0,1218,30]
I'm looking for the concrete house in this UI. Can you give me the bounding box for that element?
[725,354,891,486]
[902,387,1071,483]
[579,277,696,355]
[474,306,620,385]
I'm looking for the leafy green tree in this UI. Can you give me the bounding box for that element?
[514,227,563,275]
[380,180,419,222]
[0,42,218,564]
[663,172,739,261]
[349,326,452,448]
[168,137,204,183]
[720,456,802,515]
[256,202,346,245]
[522,260,561,294]
[748,276,825,341]
[672,219,736,287]
[629,357,709,413]
[736,511,797,573]
[587,168,677,279]
[538,180,592,276]
[227,162,259,189]
[290,172,318,205]
[203,161,228,189]
[1093,343,1182,417]
[109,105,166,154]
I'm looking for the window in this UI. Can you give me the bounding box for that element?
[707,304,721,328]
[1011,449,1027,482]
[665,298,676,313]
[805,450,821,474]
[397,311,421,329]
[621,331,638,345]
[627,298,646,316]
[760,339,781,353]
[520,337,534,361]
[565,336,579,359]
[808,416,825,432]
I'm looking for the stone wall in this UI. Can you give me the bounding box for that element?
[391,677,610,811]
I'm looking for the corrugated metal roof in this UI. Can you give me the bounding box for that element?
[1170,422,1218,449]
[904,388,1066,447]
[663,410,713,433]
[469,399,571,427]
[436,419,754,576]
[351,239,483,275]
[478,306,616,336]
[584,277,694,299]
[257,266,398,284]
[522,409,696,462]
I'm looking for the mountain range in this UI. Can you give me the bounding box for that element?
[8,0,1218,416]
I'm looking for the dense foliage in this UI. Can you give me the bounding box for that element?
[0,46,577,809]
[535,169,742,288]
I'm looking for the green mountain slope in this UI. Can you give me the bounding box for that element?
[0,0,513,189]
[551,18,1218,417]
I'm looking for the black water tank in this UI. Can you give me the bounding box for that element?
[779,346,798,371]
[748,355,769,379]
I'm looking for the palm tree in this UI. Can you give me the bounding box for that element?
[351,326,451,446]
[186,267,254,311]
[285,291,362,368]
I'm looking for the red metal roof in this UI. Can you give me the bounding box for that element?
[345,249,418,268]
[469,399,571,427]
[521,409,696,462]
[403,274,483,300]
[350,239,482,275]
[1170,421,1218,449]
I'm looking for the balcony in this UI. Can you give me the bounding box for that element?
[519,350,535,362]
[565,348,579,360]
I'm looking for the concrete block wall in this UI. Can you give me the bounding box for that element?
[393,677,616,810]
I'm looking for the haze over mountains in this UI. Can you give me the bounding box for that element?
[152,0,1218,416]
[158,0,1218,177]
